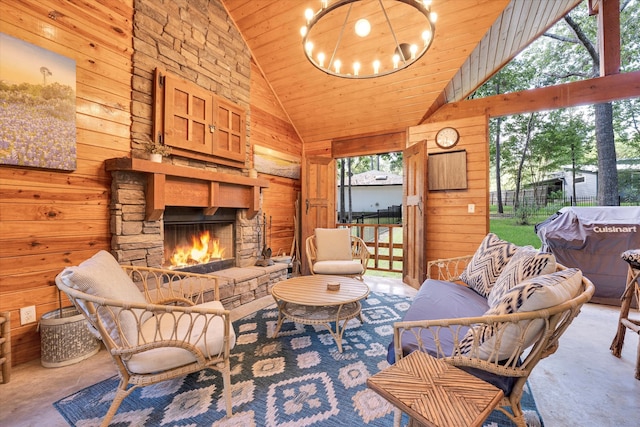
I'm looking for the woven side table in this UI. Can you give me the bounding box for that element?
[367,350,503,427]
[610,249,640,380]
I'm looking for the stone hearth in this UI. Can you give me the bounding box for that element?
[108,165,286,309]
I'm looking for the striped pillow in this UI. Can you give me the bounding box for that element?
[459,268,583,360]
[487,246,556,307]
[459,233,519,298]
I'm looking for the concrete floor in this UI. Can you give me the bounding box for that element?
[1,275,638,426]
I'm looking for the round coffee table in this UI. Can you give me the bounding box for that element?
[271,275,370,352]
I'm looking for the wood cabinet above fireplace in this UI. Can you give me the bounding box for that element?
[106,157,269,221]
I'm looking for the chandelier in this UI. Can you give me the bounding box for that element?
[301,0,437,79]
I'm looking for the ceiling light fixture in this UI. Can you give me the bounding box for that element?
[301,0,437,79]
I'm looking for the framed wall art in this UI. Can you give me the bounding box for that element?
[0,33,77,171]
[253,145,301,179]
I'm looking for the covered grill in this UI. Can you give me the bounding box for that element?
[535,206,640,306]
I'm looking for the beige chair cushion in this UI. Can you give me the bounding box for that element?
[315,228,353,261]
[58,250,147,345]
[312,260,364,275]
[127,300,237,374]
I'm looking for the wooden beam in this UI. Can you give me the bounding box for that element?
[205,182,220,216]
[106,157,270,220]
[425,70,640,122]
[332,130,406,158]
[146,173,165,221]
[247,186,261,220]
[597,0,620,76]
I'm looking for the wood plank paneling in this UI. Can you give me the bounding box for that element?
[0,0,134,365]
[249,61,302,259]
[408,115,490,264]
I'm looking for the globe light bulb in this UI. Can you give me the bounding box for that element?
[334,59,341,73]
[353,62,360,76]
[392,54,400,69]
[410,44,418,59]
[373,60,380,74]
[355,19,371,37]
[317,52,326,67]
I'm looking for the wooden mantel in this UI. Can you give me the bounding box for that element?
[105,157,270,221]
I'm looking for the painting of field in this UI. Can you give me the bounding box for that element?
[0,33,76,171]
[253,145,301,179]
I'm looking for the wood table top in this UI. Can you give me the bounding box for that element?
[367,350,504,427]
[271,275,370,306]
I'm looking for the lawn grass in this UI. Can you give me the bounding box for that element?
[489,217,543,248]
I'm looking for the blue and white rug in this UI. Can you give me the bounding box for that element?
[54,292,543,426]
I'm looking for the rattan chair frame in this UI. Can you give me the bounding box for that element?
[55,265,234,427]
[394,257,595,427]
[306,234,370,280]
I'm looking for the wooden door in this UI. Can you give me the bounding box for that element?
[301,156,336,275]
[403,141,427,288]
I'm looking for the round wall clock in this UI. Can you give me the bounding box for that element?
[435,127,459,149]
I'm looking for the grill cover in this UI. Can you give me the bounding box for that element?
[535,206,640,306]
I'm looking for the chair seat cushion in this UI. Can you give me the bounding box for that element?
[312,260,364,275]
[126,300,236,374]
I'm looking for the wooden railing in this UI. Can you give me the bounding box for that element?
[337,223,403,274]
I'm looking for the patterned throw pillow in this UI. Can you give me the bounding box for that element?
[459,268,583,360]
[622,249,640,269]
[459,233,519,298]
[487,246,556,307]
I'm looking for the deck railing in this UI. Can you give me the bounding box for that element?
[337,223,403,274]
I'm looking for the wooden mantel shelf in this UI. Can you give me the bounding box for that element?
[106,157,270,221]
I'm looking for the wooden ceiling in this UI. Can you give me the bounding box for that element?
[221,0,582,144]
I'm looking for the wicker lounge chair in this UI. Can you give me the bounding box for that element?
[55,250,235,427]
[392,255,595,427]
[306,228,370,280]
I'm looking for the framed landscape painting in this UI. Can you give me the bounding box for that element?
[0,33,77,171]
[253,145,301,179]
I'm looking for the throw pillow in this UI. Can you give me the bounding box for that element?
[459,268,583,360]
[58,250,148,345]
[487,246,556,307]
[314,228,353,261]
[459,233,519,298]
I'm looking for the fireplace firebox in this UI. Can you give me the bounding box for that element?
[163,207,236,273]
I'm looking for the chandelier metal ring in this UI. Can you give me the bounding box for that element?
[301,0,437,79]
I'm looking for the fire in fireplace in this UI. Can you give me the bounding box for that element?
[163,207,236,273]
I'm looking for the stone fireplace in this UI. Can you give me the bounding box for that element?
[106,158,288,308]
[163,206,237,273]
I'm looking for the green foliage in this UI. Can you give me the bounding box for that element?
[490,218,542,248]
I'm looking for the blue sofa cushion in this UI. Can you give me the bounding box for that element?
[387,279,517,395]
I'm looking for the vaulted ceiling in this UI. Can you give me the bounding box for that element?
[221,0,582,143]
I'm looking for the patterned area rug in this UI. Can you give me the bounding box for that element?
[54,292,543,426]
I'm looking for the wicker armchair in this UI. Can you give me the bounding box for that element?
[306,228,370,280]
[393,256,595,427]
[55,251,235,427]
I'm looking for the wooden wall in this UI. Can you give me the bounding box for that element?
[0,1,303,366]
[0,0,134,366]
[408,115,490,262]
[250,61,302,257]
